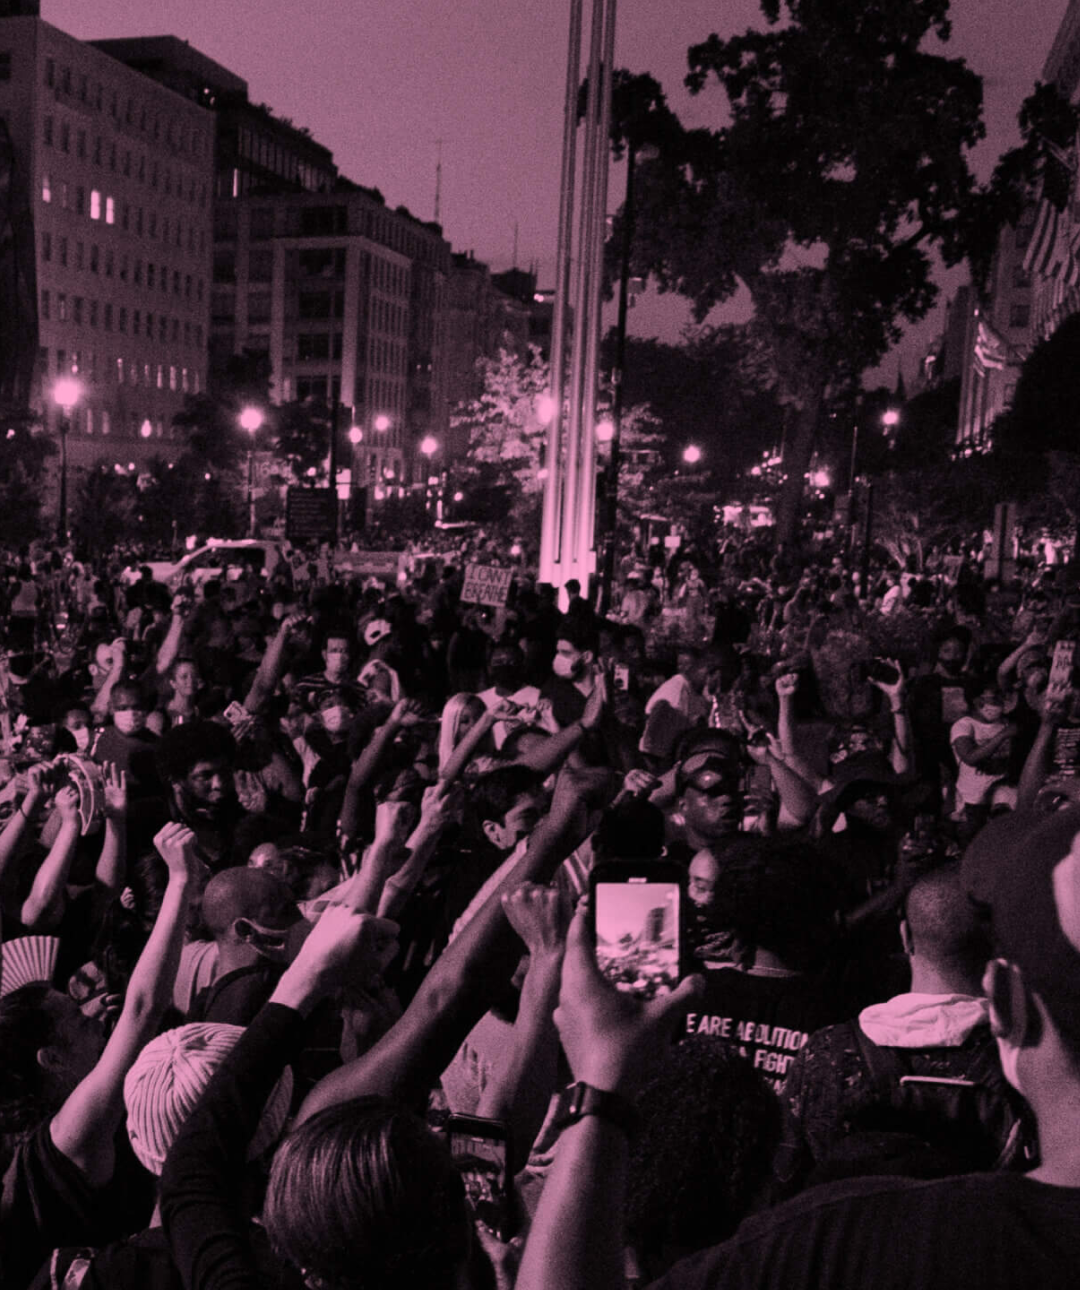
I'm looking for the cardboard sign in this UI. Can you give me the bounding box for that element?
[461,564,513,607]
[286,487,337,543]
[1048,639,1076,701]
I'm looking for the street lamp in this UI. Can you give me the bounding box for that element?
[419,435,442,522]
[683,444,703,466]
[348,425,363,445]
[53,376,81,542]
[239,406,263,537]
[882,408,901,431]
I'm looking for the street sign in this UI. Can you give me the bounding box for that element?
[286,487,336,543]
[461,564,514,606]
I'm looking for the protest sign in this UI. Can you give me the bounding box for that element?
[461,564,513,607]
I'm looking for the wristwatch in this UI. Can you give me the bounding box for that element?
[553,1081,640,1138]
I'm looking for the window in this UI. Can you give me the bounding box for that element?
[169,365,177,390]
[77,130,86,159]
[248,292,271,323]
[156,364,164,389]
[90,189,101,220]
[42,231,51,262]
[147,263,155,289]
[159,316,167,342]
[58,293,67,321]
[171,318,179,342]
[148,212,156,239]
[44,117,53,146]
[60,122,69,153]
[132,310,140,336]
[41,289,50,320]
[93,136,101,165]
[73,296,83,325]
[181,368,189,392]
[185,274,192,300]
[117,358,124,385]
[41,173,51,203]
[58,236,67,267]
[89,300,98,328]
[105,196,115,225]
[134,261,142,286]
[76,241,84,270]
[298,332,331,359]
[45,58,55,88]
[75,186,85,216]
[110,142,117,172]
[60,181,68,208]
[120,255,128,282]
[105,249,113,278]
[161,264,168,294]
[101,410,110,435]
[173,270,181,296]
[1009,304,1030,329]
[122,204,130,231]
[146,311,153,337]
[90,244,99,274]
[104,304,112,332]
[85,408,94,435]
[136,208,143,235]
[118,307,127,333]
[250,206,274,240]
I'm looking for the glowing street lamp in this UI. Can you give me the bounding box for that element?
[348,425,363,445]
[682,443,703,466]
[53,376,81,541]
[535,393,556,426]
[420,435,439,457]
[595,418,615,445]
[373,414,391,433]
[882,408,901,430]
[239,406,264,536]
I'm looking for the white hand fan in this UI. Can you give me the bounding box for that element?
[1,935,60,997]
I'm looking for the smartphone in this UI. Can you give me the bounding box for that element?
[446,1115,514,1240]
[590,861,686,1000]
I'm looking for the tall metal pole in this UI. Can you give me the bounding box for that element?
[599,137,637,614]
[246,446,255,538]
[328,399,339,542]
[57,412,69,542]
[539,0,584,585]
[575,0,616,577]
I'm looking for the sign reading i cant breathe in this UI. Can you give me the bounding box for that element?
[460,564,513,607]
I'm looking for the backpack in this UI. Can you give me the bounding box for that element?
[826,1020,1037,1178]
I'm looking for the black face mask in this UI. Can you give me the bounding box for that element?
[489,665,524,691]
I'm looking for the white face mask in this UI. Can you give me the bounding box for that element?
[552,654,579,680]
[321,706,349,735]
[113,710,145,735]
[72,726,92,751]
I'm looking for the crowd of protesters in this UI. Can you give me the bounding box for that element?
[0,527,1078,1290]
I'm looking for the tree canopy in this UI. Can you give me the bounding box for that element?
[616,0,1017,541]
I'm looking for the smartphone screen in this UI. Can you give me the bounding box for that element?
[592,871,683,999]
[447,1116,512,1239]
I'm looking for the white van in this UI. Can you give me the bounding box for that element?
[147,540,286,591]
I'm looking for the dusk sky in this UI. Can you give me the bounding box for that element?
[45,0,1069,380]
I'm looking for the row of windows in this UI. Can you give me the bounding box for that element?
[41,233,206,304]
[53,348,201,398]
[42,290,204,347]
[40,176,208,256]
[234,127,329,193]
[371,295,407,336]
[43,57,207,159]
[41,116,208,207]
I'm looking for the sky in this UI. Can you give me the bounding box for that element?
[44,0,1071,382]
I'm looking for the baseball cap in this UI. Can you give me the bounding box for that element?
[364,618,392,648]
[677,734,743,794]
[962,806,1080,1045]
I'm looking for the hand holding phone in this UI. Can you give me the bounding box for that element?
[590,861,687,1000]
[447,1115,515,1240]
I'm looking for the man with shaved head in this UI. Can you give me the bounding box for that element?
[186,866,307,1026]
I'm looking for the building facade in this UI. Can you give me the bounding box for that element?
[211,188,450,491]
[0,9,214,470]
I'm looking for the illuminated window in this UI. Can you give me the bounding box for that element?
[117,357,124,384]
[90,189,101,220]
[105,196,115,225]
[57,293,67,321]
[41,173,51,203]
[102,410,110,435]
[181,368,189,391]
[156,364,163,389]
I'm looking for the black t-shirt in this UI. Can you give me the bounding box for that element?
[1,1122,154,1290]
[679,967,854,1091]
[649,1171,1080,1290]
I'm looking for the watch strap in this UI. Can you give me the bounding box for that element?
[555,1081,639,1138]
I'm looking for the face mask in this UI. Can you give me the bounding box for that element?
[72,726,91,751]
[489,665,524,691]
[321,706,349,735]
[113,710,145,735]
[552,654,580,680]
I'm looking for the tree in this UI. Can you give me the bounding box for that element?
[0,404,55,543]
[452,345,552,498]
[271,399,334,482]
[618,0,1006,543]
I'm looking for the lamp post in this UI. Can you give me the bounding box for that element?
[419,435,439,523]
[238,406,263,537]
[53,377,81,543]
[682,443,703,467]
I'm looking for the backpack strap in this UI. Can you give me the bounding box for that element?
[847,1019,909,1096]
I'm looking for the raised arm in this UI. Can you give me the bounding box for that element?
[774,673,823,789]
[476,883,569,1167]
[377,781,461,920]
[154,599,189,677]
[48,823,198,1184]
[94,763,128,897]
[515,904,701,1290]
[0,763,51,894]
[90,638,127,721]
[243,612,305,712]
[869,660,911,777]
[20,785,81,930]
[297,765,613,1121]
[339,699,423,842]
